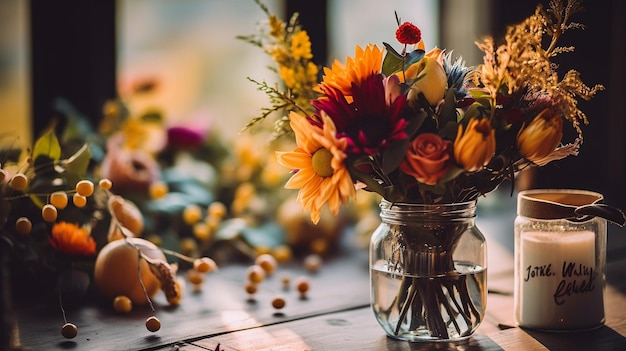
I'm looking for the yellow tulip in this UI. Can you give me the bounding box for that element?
[517,108,563,163]
[404,48,447,106]
[454,118,496,172]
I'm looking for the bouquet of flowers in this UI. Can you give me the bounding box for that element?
[241,0,602,224]
[242,0,605,340]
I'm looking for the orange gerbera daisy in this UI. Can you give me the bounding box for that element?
[49,221,97,256]
[317,44,383,101]
[276,112,355,224]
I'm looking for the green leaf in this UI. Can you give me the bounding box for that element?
[462,102,489,123]
[468,89,493,107]
[383,42,402,59]
[60,143,92,187]
[382,45,404,76]
[438,166,465,184]
[32,128,61,162]
[381,109,427,174]
[382,139,409,174]
[381,43,425,77]
[405,109,427,138]
[439,120,459,141]
[381,185,407,203]
[418,182,446,196]
[345,157,385,196]
[439,89,458,126]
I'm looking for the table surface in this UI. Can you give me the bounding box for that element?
[12,195,626,351]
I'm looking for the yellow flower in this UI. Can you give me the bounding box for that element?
[268,15,285,38]
[276,112,355,224]
[269,45,289,66]
[517,108,563,163]
[318,44,383,101]
[403,48,447,106]
[454,118,496,172]
[291,30,313,61]
[49,222,96,256]
[305,62,319,86]
[279,66,297,89]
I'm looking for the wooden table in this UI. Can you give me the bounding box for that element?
[12,197,626,351]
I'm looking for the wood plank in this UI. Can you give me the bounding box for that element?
[191,307,506,351]
[488,328,548,351]
[14,247,371,351]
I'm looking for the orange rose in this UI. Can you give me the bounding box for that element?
[400,133,453,185]
[454,118,496,172]
[517,108,563,163]
[49,222,96,256]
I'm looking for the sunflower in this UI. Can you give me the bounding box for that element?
[276,112,355,224]
[317,44,383,101]
[49,221,97,256]
[313,74,409,155]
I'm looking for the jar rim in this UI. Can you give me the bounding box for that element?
[379,199,477,208]
[379,199,477,221]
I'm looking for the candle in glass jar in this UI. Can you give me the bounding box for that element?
[517,230,603,330]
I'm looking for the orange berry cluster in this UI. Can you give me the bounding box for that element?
[12,178,113,236]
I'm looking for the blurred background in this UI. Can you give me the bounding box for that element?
[0,0,624,207]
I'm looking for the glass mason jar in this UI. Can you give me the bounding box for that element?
[514,189,607,331]
[369,200,487,342]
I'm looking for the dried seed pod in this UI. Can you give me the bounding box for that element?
[107,195,144,242]
[146,257,180,305]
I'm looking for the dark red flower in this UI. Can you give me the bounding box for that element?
[167,126,206,149]
[396,22,421,45]
[312,74,409,156]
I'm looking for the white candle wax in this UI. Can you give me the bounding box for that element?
[517,230,603,330]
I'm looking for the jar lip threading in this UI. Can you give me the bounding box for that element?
[379,199,477,222]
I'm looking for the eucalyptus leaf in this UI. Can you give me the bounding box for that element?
[32,128,61,162]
